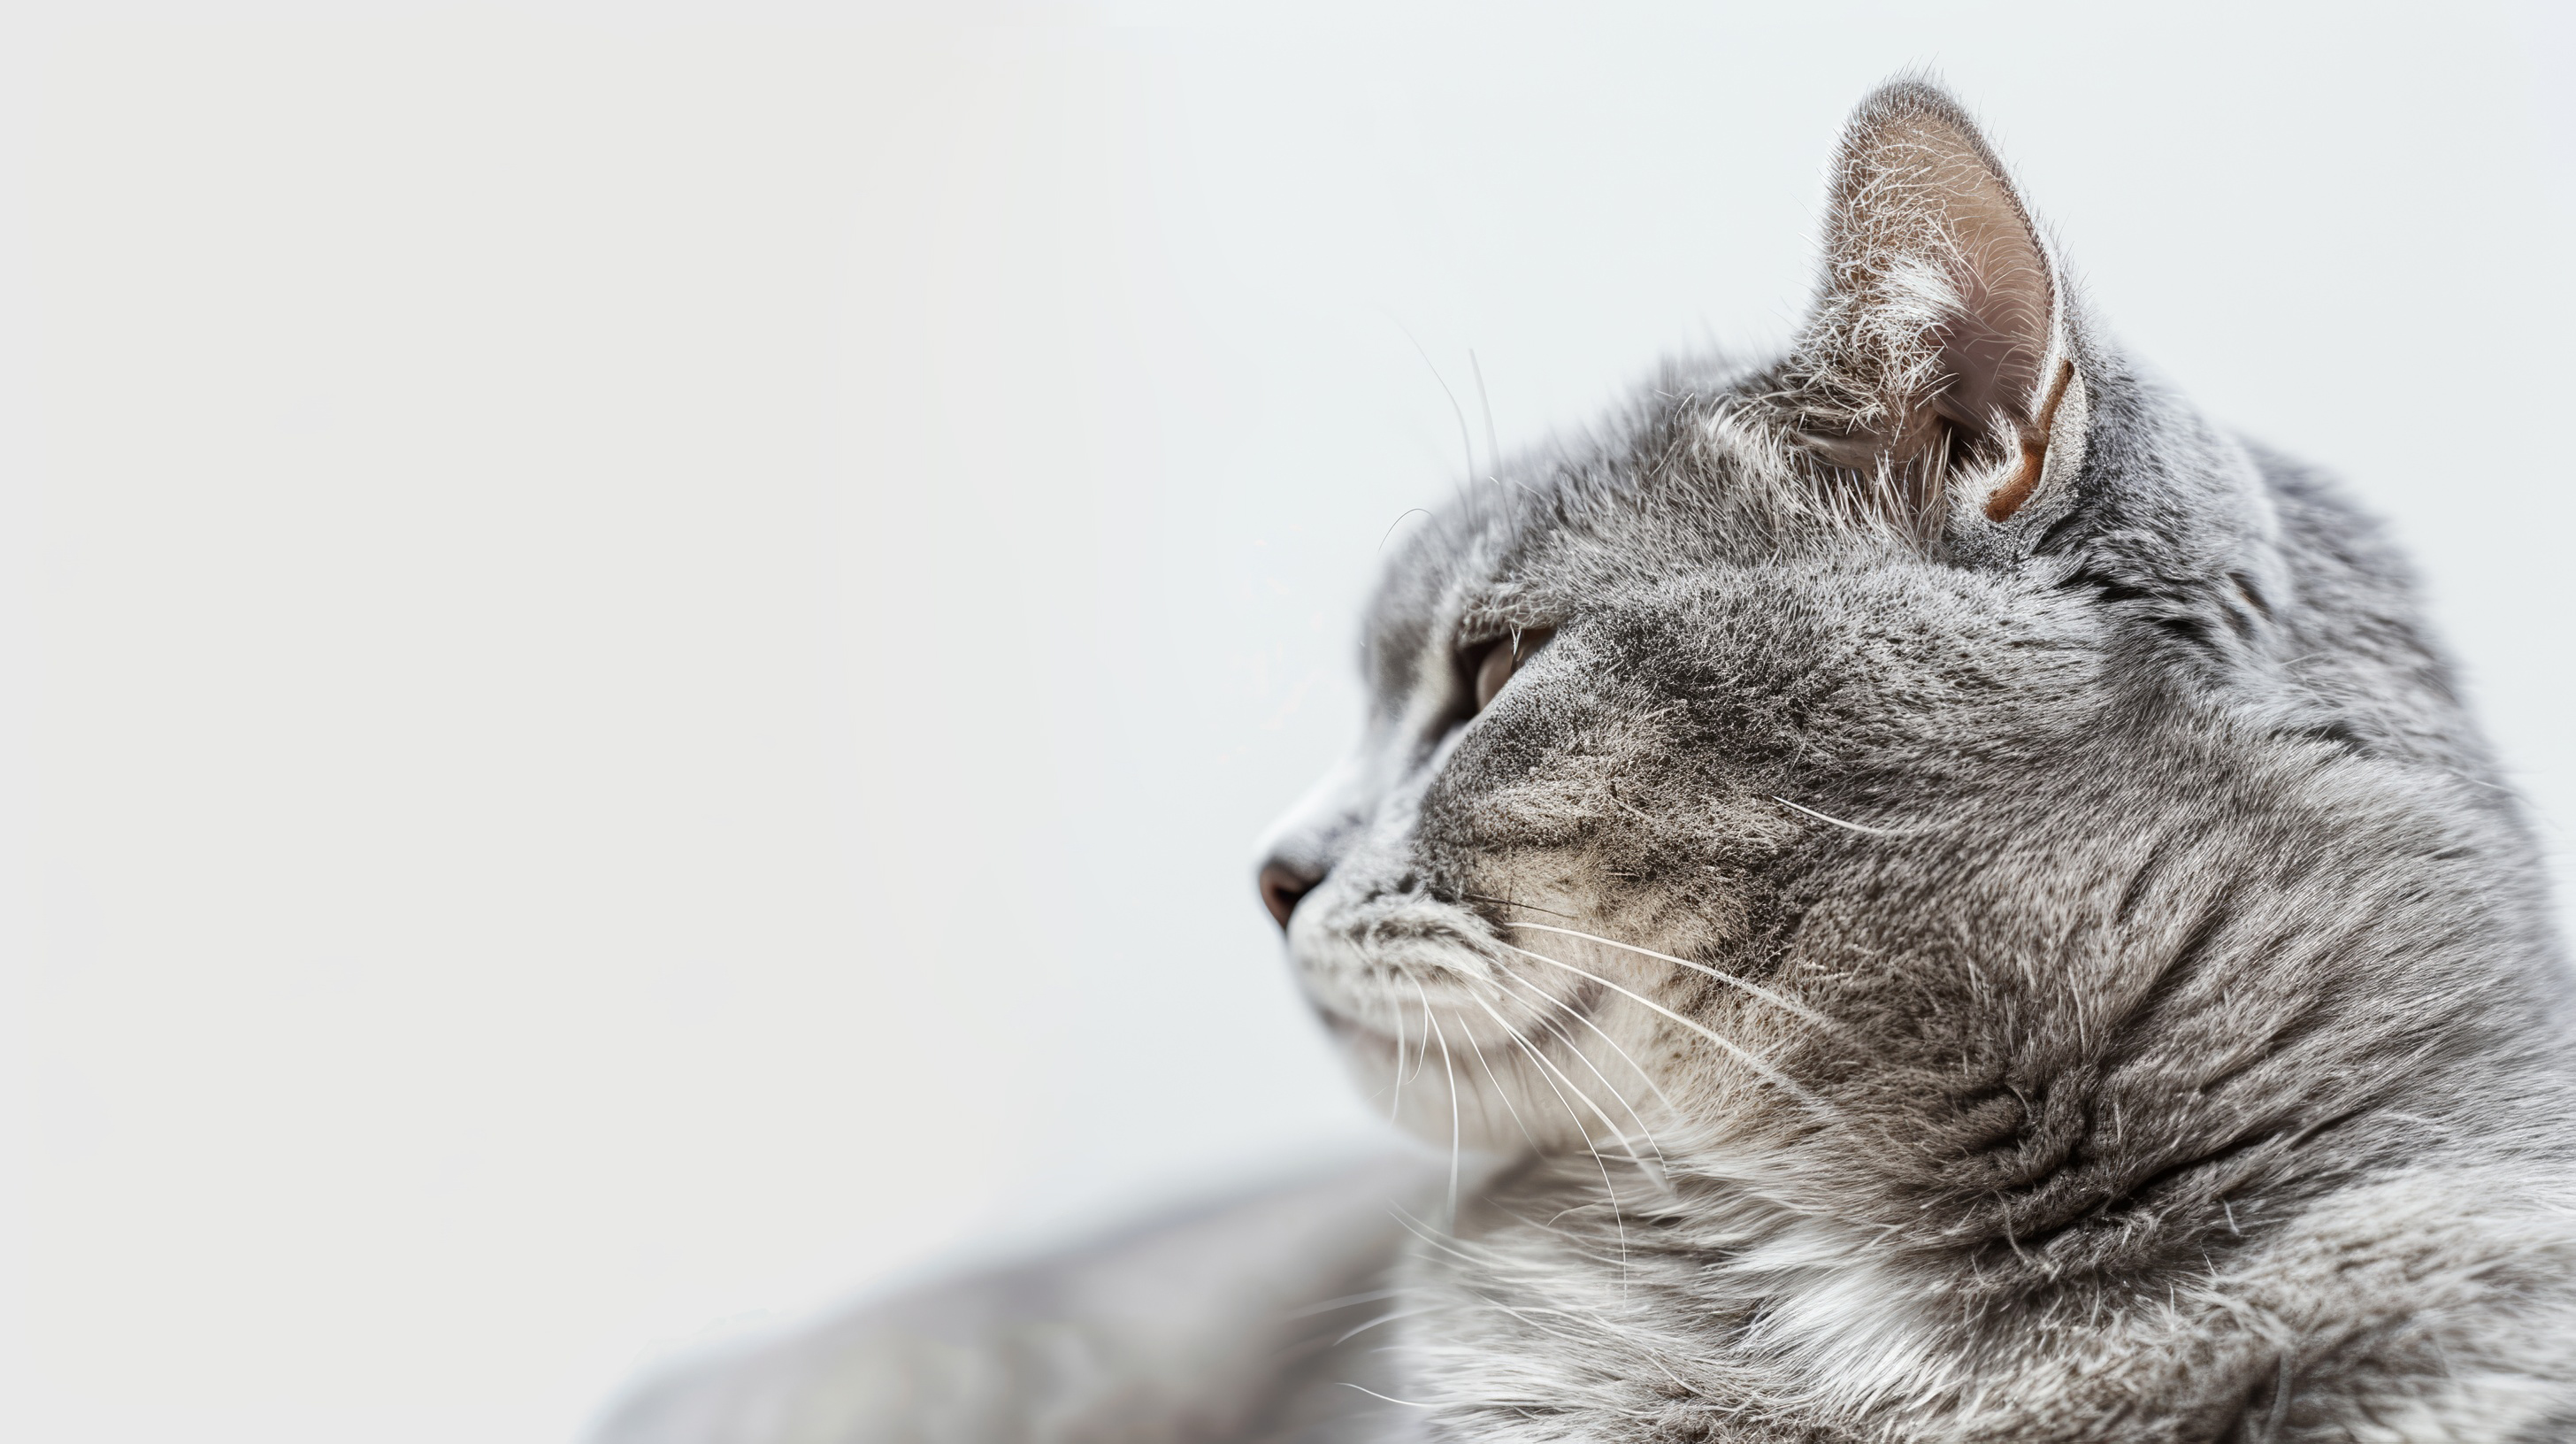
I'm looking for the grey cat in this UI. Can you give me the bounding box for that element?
[594,81,2576,1443]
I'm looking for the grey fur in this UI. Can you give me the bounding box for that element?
[594,81,2576,1443]
[590,1156,1443,1444]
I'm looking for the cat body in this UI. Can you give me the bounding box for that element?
[588,1156,1441,1443]
[595,83,2576,1442]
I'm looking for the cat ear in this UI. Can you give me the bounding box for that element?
[1787,81,2085,527]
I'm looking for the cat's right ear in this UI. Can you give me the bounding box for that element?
[1783,81,2087,532]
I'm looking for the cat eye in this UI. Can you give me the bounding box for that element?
[1465,628,1554,715]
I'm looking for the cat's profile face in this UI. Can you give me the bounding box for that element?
[1261,447,2130,1156]
[1254,85,2502,1199]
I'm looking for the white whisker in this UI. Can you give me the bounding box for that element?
[1499,1021,1633,1271]
[1488,964,1688,1123]
[1497,941,1852,1133]
[1459,982,1656,1182]
[1451,994,1545,1152]
[1499,919,1827,1025]
[1412,974,1464,1224]
[1334,1382,1438,1409]
[1437,980,1641,1279]
[1334,1306,1434,1345]
[1487,964,1675,1171]
[1389,984,1411,1123]
[1770,794,1925,838]
[1384,1201,1494,1271]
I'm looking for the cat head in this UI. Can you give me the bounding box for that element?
[1254,81,2524,1253]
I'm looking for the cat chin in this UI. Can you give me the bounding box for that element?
[1314,996,1641,1155]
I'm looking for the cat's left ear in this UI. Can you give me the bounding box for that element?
[1787,82,2086,530]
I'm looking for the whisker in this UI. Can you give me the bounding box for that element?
[1422,985,1442,1087]
[1499,919,1828,1025]
[1334,1306,1435,1345]
[1376,506,1433,554]
[1501,1025,1633,1271]
[1395,320,1479,484]
[1441,983,1637,1279]
[1335,1382,1438,1409]
[1389,985,1409,1124]
[1770,794,1925,838]
[1411,975,1464,1224]
[1486,964,1675,1171]
[1486,961,1687,1123]
[1497,941,1852,1132]
[1384,1202,1493,1270]
[1459,982,1658,1179]
[1461,890,1583,921]
[1452,997,1545,1152]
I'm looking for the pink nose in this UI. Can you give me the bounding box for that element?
[1257,863,1320,932]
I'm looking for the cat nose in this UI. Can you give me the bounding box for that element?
[1257,861,1323,932]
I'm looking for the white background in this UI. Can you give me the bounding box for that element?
[1,4,2571,1440]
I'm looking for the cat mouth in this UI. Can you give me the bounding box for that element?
[1286,874,1614,1058]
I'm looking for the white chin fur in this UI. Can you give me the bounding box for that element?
[1292,887,1668,1156]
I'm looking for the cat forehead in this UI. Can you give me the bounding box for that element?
[1362,396,1905,645]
